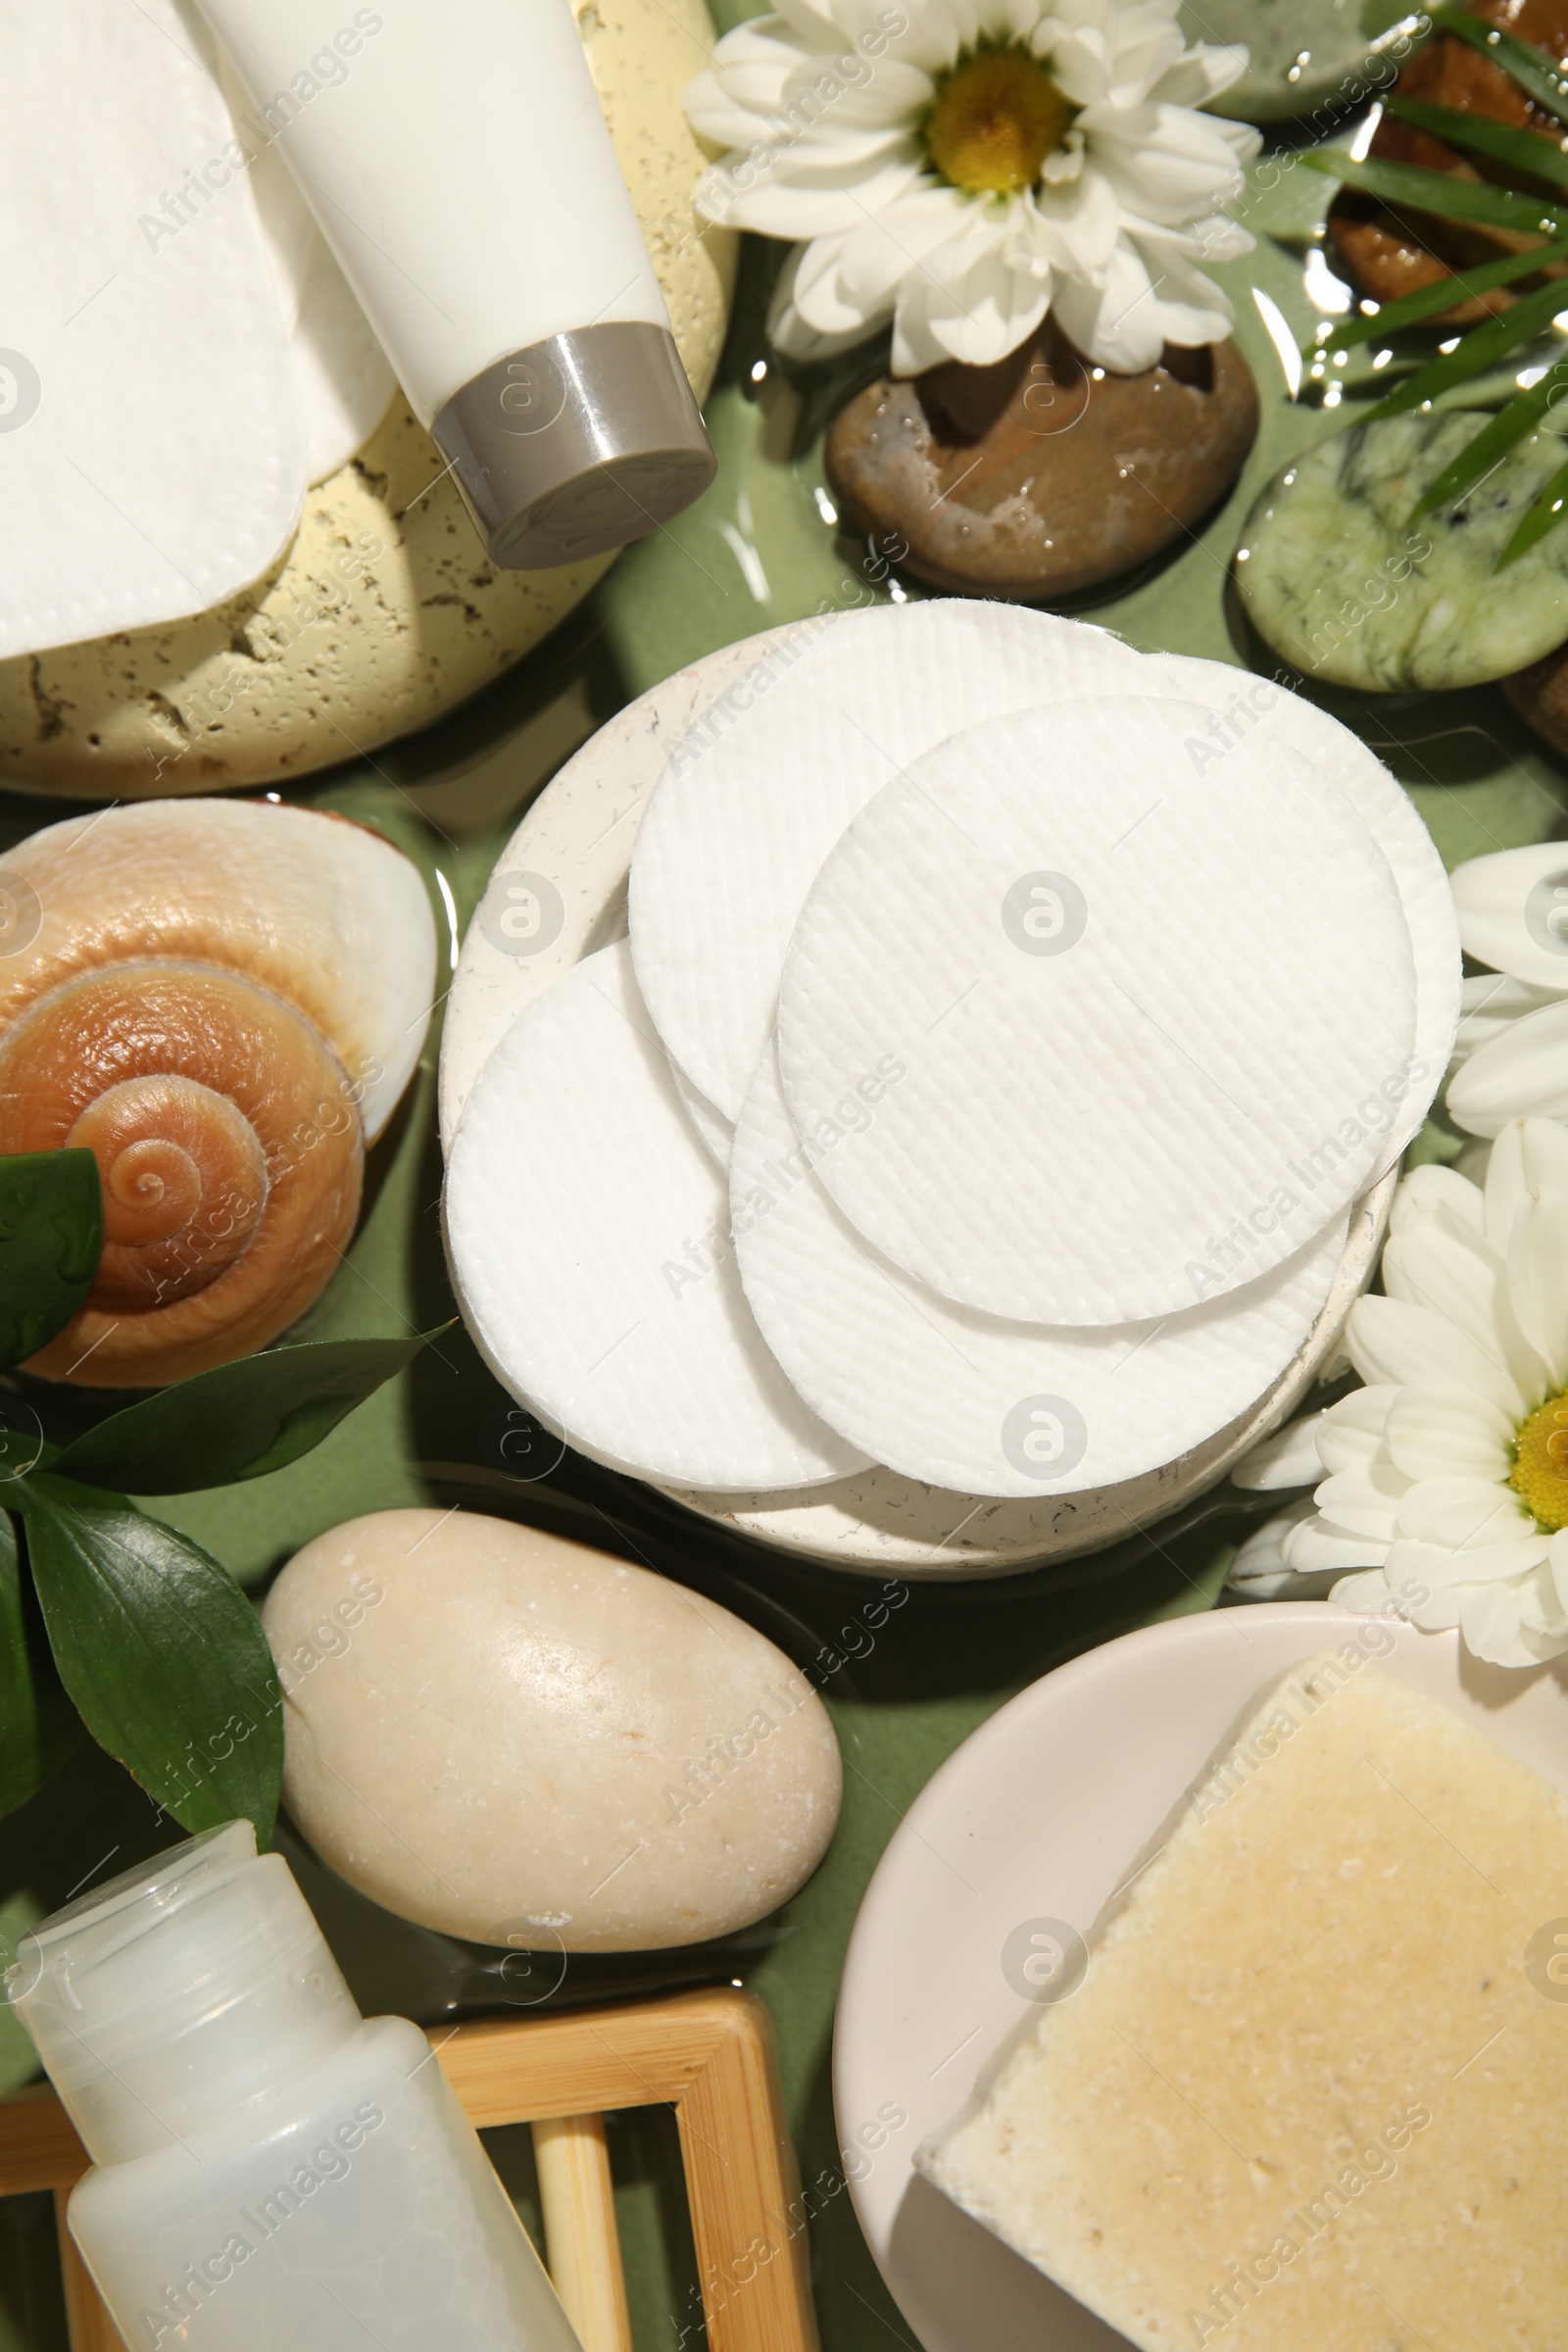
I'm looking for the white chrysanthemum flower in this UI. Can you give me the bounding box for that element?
[1446,844,1568,1139]
[1231,1116,1568,1668]
[683,0,1261,376]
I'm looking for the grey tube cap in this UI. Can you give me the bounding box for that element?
[431,319,716,570]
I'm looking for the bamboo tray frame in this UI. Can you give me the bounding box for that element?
[0,1985,818,2352]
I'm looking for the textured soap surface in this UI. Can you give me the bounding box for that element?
[920,1657,1568,2350]
[1235,414,1568,692]
[264,1509,843,1951]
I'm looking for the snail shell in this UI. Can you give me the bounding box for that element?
[0,800,436,1386]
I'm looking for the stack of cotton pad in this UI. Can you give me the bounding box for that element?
[443,601,1461,1508]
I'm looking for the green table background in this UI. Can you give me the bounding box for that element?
[4,78,1568,2352]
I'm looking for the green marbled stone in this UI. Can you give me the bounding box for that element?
[1180,0,1417,122]
[1234,412,1568,692]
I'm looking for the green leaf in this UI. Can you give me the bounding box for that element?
[1425,4,1568,125]
[1317,239,1568,353]
[0,1150,101,1373]
[1298,145,1567,236]
[1412,356,1568,514]
[55,1328,450,1494]
[1387,93,1568,189]
[1363,273,1568,419]
[11,1472,281,1843]
[0,1509,80,1819]
[1497,450,1568,564]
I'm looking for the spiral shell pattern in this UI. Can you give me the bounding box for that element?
[0,961,363,1384]
[0,798,435,1387]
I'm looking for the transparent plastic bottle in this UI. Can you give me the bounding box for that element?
[6,1820,583,2352]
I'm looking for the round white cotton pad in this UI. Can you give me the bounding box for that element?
[1147,654,1460,1159]
[775,698,1418,1327]
[670,1058,734,1166]
[627,601,1155,1120]
[731,1043,1349,1497]
[443,941,865,1491]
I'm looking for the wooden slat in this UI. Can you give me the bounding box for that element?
[430,1986,736,2125]
[0,2088,87,2196]
[53,2192,123,2352]
[531,2112,634,2352]
[676,1994,819,2352]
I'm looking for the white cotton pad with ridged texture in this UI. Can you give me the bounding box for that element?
[775,698,1418,1327]
[732,1041,1349,1497]
[443,941,867,1491]
[1147,654,1460,1159]
[670,1059,734,1166]
[627,601,1156,1120]
[0,0,307,658]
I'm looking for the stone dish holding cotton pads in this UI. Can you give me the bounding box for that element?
[441,608,1458,1578]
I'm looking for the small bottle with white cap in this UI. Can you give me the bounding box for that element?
[7,1820,582,2350]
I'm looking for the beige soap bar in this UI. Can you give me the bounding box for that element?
[920,1656,1568,2351]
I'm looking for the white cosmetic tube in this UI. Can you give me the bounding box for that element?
[196,0,714,567]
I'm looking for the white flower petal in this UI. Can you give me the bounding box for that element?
[1396,1474,1535,1550]
[1231,1408,1330,1491]
[1383,1380,1514,1484]
[1226,1494,1317,1587]
[1450,843,1568,990]
[1550,1528,1568,1620]
[1346,1295,1526,1420]
[1281,1514,1392,1573]
[1514,1558,1568,1638]
[1082,101,1247,226]
[1459,1582,1562,1667]
[1150,40,1250,106]
[1448,970,1563,1074]
[1312,1463,1410,1540]
[1390,1161,1486,1239]
[1388,1529,1550,1591]
[1485,1114,1568,1267]
[1505,1187,1568,1389]
[1049,232,1165,369]
[891,228,1053,369]
[1447,996,1568,1139]
[1314,1384,1398,1473]
[1330,1566,1412,1618]
[1380,1212,1547,1403]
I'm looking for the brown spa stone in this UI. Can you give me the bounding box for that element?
[824,322,1258,603]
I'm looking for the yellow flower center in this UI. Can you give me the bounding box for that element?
[1510,1392,1568,1532]
[924,47,1078,195]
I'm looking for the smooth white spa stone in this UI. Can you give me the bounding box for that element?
[443,941,866,1491]
[263,1509,843,1951]
[1150,653,1459,1160]
[775,699,1418,1326]
[627,601,1156,1120]
[731,1041,1349,1497]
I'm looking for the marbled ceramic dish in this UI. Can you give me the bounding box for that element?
[439,626,1395,1578]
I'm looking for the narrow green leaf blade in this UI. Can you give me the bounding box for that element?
[1319,237,1568,353]
[1387,93,1568,189]
[1298,146,1567,235]
[1413,358,1568,514]
[0,1151,101,1373]
[1426,4,1568,124]
[55,1328,450,1494]
[1497,450,1568,564]
[13,1472,281,1843]
[0,1509,80,1819]
[1364,273,1568,418]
